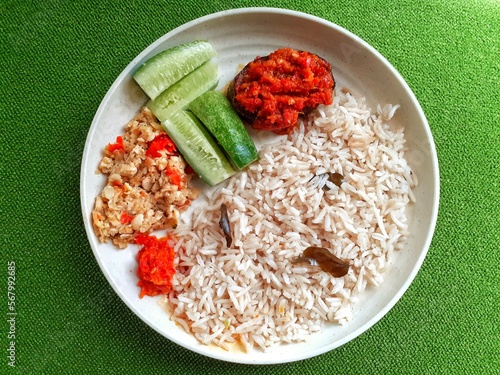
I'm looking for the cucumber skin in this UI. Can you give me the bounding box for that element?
[133,40,216,100]
[162,111,235,186]
[189,91,259,170]
[148,59,219,123]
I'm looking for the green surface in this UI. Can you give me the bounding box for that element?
[1,0,498,374]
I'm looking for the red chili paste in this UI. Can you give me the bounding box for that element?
[231,48,334,134]
[136,234,176,298]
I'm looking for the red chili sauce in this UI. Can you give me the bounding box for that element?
[231,48,334,134]
[136,234,176,298]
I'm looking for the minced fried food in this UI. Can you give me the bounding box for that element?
[92,107,197,249]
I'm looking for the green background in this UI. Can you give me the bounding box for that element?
[1,0,498,374]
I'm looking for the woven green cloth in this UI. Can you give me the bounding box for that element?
[1,0,498,373]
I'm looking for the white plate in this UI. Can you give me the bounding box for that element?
[80,7,439,364]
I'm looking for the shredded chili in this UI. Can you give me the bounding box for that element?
[136,234,176,298]
[107,136,125,153]
[166,165,183,189]
[146,134,177,158]
[120,212,134,224]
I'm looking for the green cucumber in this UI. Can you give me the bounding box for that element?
[162,110,235,186]
[133,40,216,100]
[148,59,219,123]
[189,90,259,170]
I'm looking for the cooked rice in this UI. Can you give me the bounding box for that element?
[92,107,197,248]
[170,89,416,351]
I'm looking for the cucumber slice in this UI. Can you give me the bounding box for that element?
[162,110,235,186]
[148,60,219,123]
[189,91,259,170]
[133,40,217,100]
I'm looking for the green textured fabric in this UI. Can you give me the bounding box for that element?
[1,0,498,373]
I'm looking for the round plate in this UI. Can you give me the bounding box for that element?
[80,7,439,364]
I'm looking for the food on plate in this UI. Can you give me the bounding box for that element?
[227,47,335,134]
[133,40,216,100]
[162,110,235,186]
[189,90,259,170]
[91,107,197,248]
[170,88,416,350]
[91,40,417,352]
[136,234,177,298]
[148,59,219,123]
[293,246,350,277]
